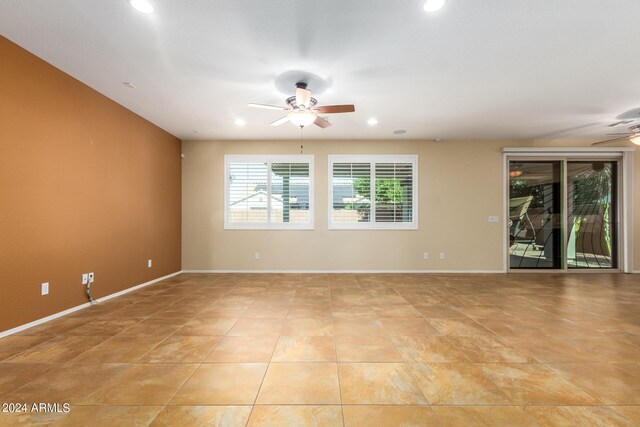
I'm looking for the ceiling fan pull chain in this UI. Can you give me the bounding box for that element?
[300,126,304,154]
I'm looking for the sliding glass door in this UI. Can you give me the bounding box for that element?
[566,161,617,269]
[508,159,619,270]
[509,161,563,269]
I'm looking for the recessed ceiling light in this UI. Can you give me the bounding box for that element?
[393,129,407,135]
[423,0,446,13]
[128,0,154,14]
[367,118,379,126]
[234,118,246,127]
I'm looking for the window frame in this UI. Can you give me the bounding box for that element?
[328,154,419,230]
[224,154,315,230]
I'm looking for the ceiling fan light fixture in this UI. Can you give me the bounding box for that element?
[128,0,154,14]
[423,0,446,13]
[288,109,316,127]
[629,134,640,145]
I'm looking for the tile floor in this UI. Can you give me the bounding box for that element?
[0,273,639,426]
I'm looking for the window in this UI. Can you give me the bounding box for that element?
[328,155,418,229]
[225,155,314,229]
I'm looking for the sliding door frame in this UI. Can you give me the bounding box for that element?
[502,147,634,273]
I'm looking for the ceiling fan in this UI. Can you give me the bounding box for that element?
[592,124,640,146]
[248,82,355,129]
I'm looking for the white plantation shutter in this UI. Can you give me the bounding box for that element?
[329,155,418,229]
[374,162,414,224]
[225,155,314,229]
[228,162,269,224]
[270,162,311,224]
[331,162,371,224]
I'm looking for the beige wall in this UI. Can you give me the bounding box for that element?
[182,138,638,272]
[0,36,182,332]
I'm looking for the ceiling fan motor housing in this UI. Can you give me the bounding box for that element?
[286,96,317,110]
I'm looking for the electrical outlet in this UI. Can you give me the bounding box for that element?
[254,252,260,260]
[41,282,49,296]
[88,272,95,283]
[423,252,429,260]
[147,259,152,268]
[82,274,88,285]
[488,215,499,223]
[439,252,446,260]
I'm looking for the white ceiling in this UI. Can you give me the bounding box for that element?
[1,0,640,141]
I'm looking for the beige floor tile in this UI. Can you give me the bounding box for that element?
[0,363,56,395]
[433,406,539,426]
[140,335,222,363]
[248,406,343,427]
[174,318,238,336]
[272,337,336,362]
[338,363,428,405]
[373,305,423,318]
[206,336,278,362]
[151,406,252,426]
[414,304,467,318]
[560,336,640,363]
[197,307,248,318]
[411,363,512,405]
[227,318,284,336]
[0,335,54,361]
[81,363,198,405]
[546,363,640,404]
[242,307,290,319]
[379,317,441,336]
[428,318,494,336]
[343,406,438,427]
[525,406,636,427]
[72,335,168,363]
[334,335,402,362]
[391,336,469,362]
[333,319,386,336]
[15,317,87,336]
[257,363,340,404]
[31,405,163,427]
[117,318,184,337]
[64,319,140,336]
[616,363,640,378]
[445,336,533,363]
[171,363,267,405]
[281,318,333,336]
[4,363,128,404]
[482,363,599,405]
[497,335,594,363]
[286,308,333,319]
[8,335,108,363]
[611,406,640,424]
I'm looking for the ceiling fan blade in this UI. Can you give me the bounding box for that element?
[248,103,286,111]
[592,136,627,146]
[296,88,311,107]
[270,116,289,127]
[315,105,356,114]
[314,116,332,129]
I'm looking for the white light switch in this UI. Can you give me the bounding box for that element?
[148,259,152,268]
[488,216,499,223]
[255,252,260,260]
[423,252,429,260]
[41,282,49,296]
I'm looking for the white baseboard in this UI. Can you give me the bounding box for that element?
[182,269,505,274]
[0,271,183,339]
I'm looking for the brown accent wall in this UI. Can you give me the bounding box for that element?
[0,36,182,332]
